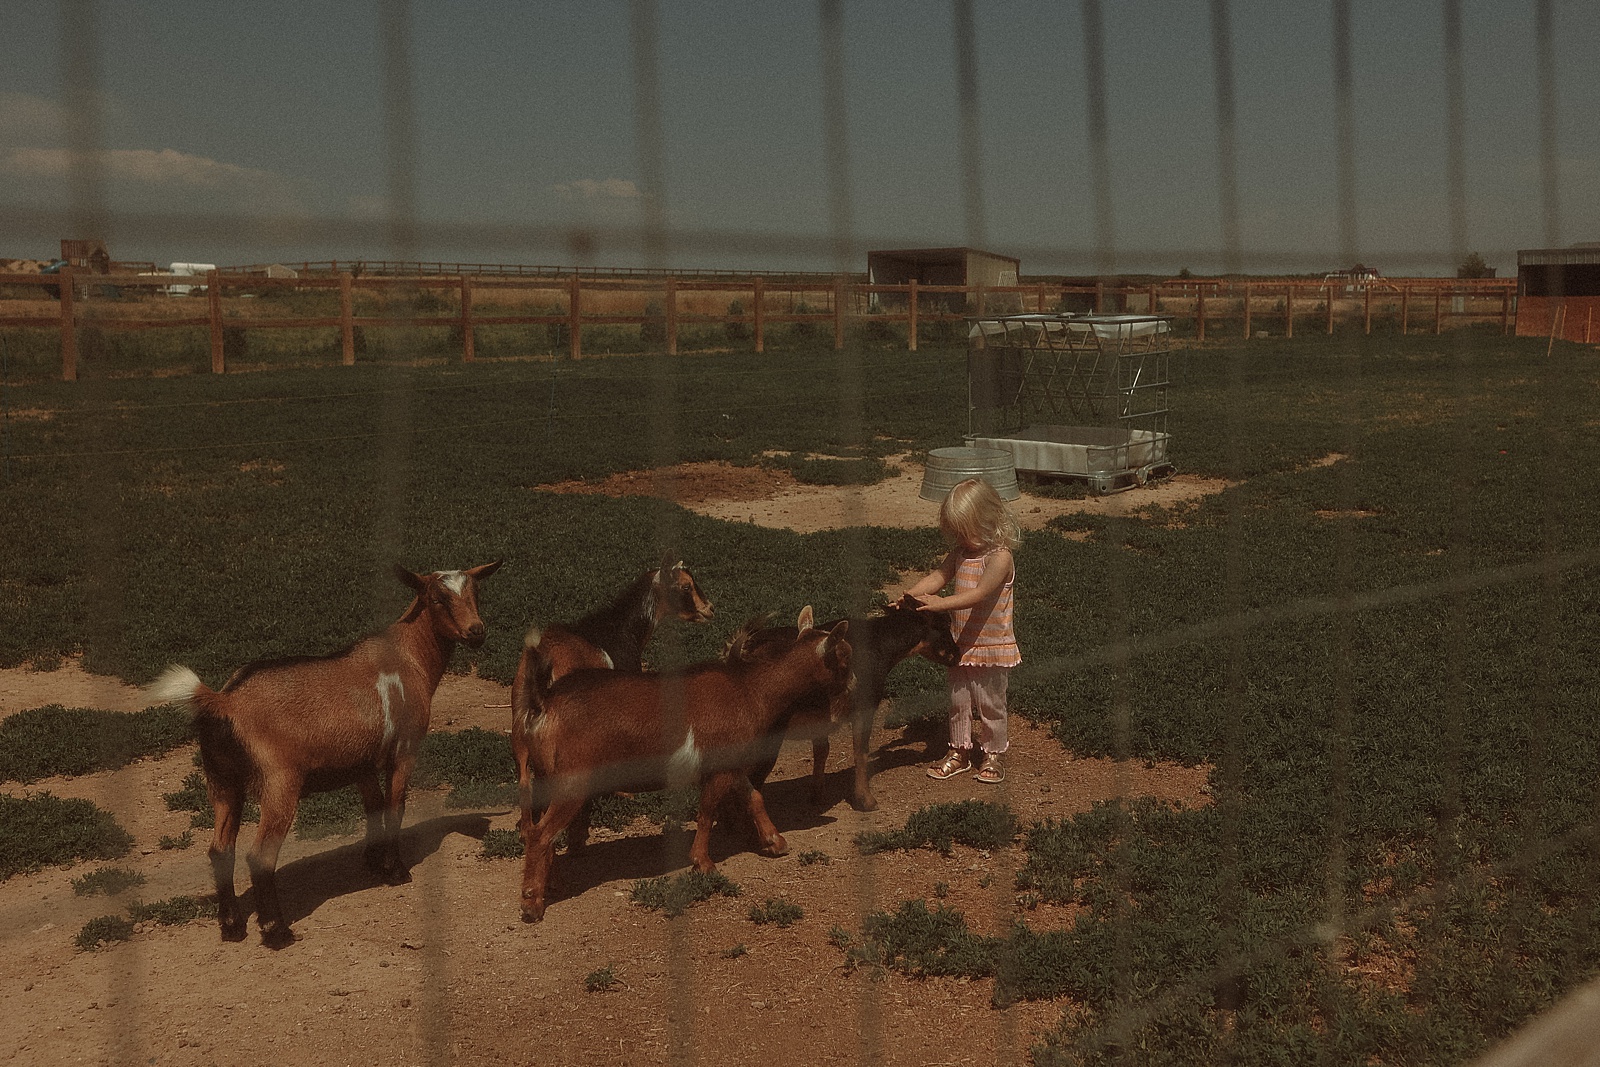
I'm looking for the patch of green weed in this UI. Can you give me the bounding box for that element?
[630,869,740,918]
[0,793,132,880]
[855,800,1018,855]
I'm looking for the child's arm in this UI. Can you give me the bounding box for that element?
[903,551,961,598]
[914,548,1012,611]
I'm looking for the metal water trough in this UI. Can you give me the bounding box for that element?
[918,446,1021,502]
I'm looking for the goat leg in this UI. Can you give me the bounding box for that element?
[521,797,584,923]
[246,786,298,949]
[207,781,247,942]
[356,775,390,878]
[848,703,879,812]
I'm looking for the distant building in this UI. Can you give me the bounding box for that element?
[1322,264,1383,292]
[1516,245,1600,343]
[60,238,111,273]
[262,263,299,279]
[867,247,1020,310]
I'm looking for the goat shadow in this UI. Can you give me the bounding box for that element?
[536,772,845,910]
[243,812,493,928]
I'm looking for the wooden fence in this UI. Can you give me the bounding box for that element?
[0,268,1521,381]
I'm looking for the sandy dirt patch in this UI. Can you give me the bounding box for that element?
[540,454,1231,534]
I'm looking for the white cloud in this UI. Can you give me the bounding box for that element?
[2,146,284,190]
[553,178,642,201]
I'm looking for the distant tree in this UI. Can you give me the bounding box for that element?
[1177,267,1193,279]
[1457,252,1494,279]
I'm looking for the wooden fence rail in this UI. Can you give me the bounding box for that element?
[0,268,1522,381]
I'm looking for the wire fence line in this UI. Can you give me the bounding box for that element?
[13,1,1591,1064]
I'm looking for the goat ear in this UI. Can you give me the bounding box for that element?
[826,620,852,671]
[467,560,502,581]
[796,605,814,631]
[394,564,425,591]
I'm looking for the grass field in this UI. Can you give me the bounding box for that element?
[2,327,1598,1063]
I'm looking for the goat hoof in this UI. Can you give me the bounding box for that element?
[219,921,248,943]
[762,834,788,857]
[852,793,879,812]
[520,904,546,923]
[260,924,297,950]
[384,868,413,886]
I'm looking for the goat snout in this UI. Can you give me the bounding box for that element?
[465,622,486,647]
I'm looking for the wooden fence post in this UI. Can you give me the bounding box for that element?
[1196,286,1207,341]
[1285,284,1294,339]
[908,279,919,352]
[1400,285,1410,334]
[1434,287,1443,335]
[57,267,78,381]
[834,277,845,350]
[753,276,765,354]
[1148,283,1158,316]
[1094,281,1104,314]
[339,273,355,365]
[568,274,582,360]
[665,277,678,356]
[1243,283,1252,339]
[1502,289,1511,335]
[1326,283,1335,335]
[208,270,225,373]
[459,275,475,362]
[1364,285,1372,335]
[976,283,987,317]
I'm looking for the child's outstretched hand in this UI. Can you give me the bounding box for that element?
[909,593,948,611]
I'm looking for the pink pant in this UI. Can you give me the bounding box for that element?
[947,665,1010,754]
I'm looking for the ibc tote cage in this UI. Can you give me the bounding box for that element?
[965,313,1176,494]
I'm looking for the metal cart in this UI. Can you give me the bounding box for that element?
[965,313,1175,494]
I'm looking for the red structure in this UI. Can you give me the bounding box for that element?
[1515,245,1600,344]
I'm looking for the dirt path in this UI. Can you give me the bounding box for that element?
[1,664,1207,1066]
[540,454,1231,534]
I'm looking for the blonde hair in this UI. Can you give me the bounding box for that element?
[939,478,1021,553]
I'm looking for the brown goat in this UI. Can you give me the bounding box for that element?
[516,610,851,923]
[144,561,501,948]
[509,559,714,856]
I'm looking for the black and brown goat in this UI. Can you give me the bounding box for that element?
[510,559,713,856]
[734,596,959,811]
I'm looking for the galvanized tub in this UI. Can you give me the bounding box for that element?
[919,446,1021,502]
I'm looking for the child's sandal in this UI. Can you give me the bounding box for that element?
[975,753,1004,783]
[927,749,973,780]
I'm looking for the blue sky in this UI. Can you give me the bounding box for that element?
[1,1,1595,277]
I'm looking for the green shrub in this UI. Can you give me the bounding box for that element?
[480,828,524,859]
[292,787,365,840]
[630,869,740,917]
[415,727,516,807]
[584,964,618,992]
[722,943,749,959]
[127,894,216,926]
[0,793,132,880]
[158,831,194,850]
[589,788,698,831]
[0,705,192,783]
[797,850,830,867]
[748,898,804,927]
[848,898,995,979]
[855,800,1018,855]
[74,914,134,951]
[71,866,145,897]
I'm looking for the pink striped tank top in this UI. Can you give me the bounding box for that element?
[949,549,1020,667]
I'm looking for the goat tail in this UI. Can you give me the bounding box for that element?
[144,665,209,710]
[523,623,543,649]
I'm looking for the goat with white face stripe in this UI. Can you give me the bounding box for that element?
[144,560,501,949]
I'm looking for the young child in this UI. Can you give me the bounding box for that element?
[906,477,1022,784]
